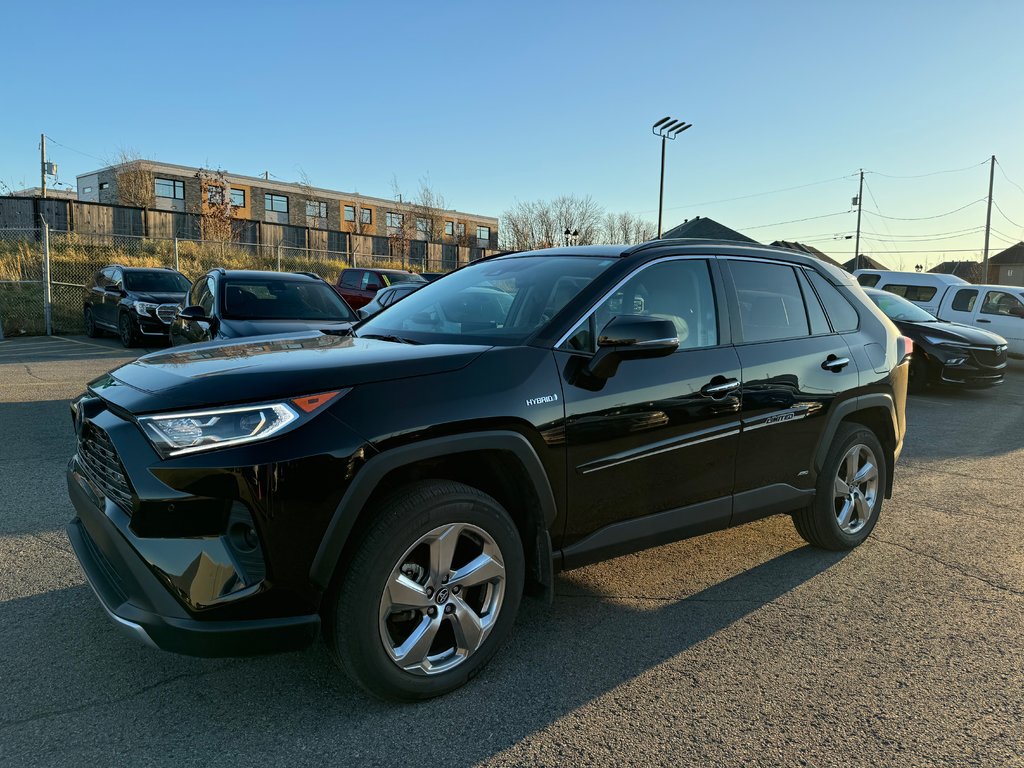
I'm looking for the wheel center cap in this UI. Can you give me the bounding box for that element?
[434,586,450,604]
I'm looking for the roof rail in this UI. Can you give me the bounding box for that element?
[292,271,320,279]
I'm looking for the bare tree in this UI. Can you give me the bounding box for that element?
[601,211,656,244]
[297,170,329,229]
[500,195,605,250]
[110,148,154,208]
[193,167,234,243]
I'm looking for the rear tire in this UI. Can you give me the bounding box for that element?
[325,480,524,701]
[118,312,138,348]
[793,423,886,550]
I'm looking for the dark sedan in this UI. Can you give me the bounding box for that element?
[170,269,357,346]
[865,288,1008,392]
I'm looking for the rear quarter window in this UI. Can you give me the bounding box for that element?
[807,271,860,332]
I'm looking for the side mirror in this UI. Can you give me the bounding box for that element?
[104,285,123,295]
[178,305,211,322]
[585,316,679,379]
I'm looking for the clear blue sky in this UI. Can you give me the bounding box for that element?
[3,0,1023,267]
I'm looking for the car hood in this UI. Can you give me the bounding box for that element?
[133,292,187,304]
[92,332,491,413]
[219,318,353,337]
[896,320,1007,347]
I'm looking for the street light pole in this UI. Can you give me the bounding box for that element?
[652,117,692,238]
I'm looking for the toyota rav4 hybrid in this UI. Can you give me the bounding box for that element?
[66,240,909,701]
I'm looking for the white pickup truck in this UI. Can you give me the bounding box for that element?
[855,270,1024,358]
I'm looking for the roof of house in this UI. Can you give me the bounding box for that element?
[990,242,1024,265]
[842,254,889,272]
[659,216,758,243]
[928,260,984,283]
[770,240,845,269]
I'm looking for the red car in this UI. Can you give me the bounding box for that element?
[334,268,426,309]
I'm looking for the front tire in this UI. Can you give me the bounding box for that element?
[793,423,886,550]
[84,307,99,338]
[907,353,929,394]
[325,480,524,701]
[118,312,138,348]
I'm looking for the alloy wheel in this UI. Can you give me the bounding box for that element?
[119,315,132,346]
[378,522,506,676]
[833,443,879,534]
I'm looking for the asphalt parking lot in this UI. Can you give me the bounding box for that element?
[1,335,1021,768]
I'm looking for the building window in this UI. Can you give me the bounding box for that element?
[230,189,245,207]
[265,193,288,213]
[155,178,184,199]
[207,185,224,204]
[361,208,372,224]
[416,217,430,237]
[306,200,327,218]
[99,182,109,190]
[477,225,491,242]
[82,186,93,194]
[386,212,404,228]
[456,223,465,236]
[444,221,454,236]
[344,205,356,222]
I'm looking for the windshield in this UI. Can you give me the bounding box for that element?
[359,256,615,345]
[125,271,190,293]
[222,279,357,322]
[385,272,427,285]
[868,290,937,322]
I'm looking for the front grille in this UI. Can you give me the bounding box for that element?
[79,424,134,513]
[970,347,1008,368]
[156,304,178,324]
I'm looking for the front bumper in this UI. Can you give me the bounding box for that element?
[67,459,320,657]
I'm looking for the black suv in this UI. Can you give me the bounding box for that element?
[169,269,357,346]
[83,265,191,347]
[66,240,909,701]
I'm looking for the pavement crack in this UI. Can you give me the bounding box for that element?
[21,364,51,383]
[0,663,239,731]
[872,537,1024,598]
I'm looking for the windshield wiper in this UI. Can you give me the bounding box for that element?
[358,333,419,345]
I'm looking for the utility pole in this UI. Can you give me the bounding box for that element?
[982,154,995,284]
[853,170,864,272]
[40,133,47,199]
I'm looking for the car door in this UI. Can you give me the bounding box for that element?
[722,259,861,522]
[337,269,363,305]
[102,267,125,327]
[555,257,741,557]
[89,268,112,327]
[976,289,1024,356]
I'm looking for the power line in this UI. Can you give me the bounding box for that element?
[860,229,985,243]
[635,174,855,216]
[995,159,1024,198]
[829,246,989,254]
[992,199,1024,230]
[739,210,852,231]
[861,198,986,221]
[865,159,989,180]
[42,135,107,164]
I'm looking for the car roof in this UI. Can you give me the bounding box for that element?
[106,264,182,274]
[214,269,321,281]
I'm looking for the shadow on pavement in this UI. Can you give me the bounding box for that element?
[0,543,846,766]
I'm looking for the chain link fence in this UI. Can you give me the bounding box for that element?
[0,227,470,336]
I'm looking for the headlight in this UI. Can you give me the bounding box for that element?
[133,301,160,317]
[138,390,347,458]
[922,336,970,348]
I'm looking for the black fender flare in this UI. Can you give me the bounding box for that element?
[309,430,558,591]
[813,393,900,495]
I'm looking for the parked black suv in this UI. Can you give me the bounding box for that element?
[83,265,191,347]
[66,240,909,701]
[169,269,357,346]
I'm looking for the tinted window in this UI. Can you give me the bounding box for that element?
[340,270,362,289]
[797,270,830,335]
[883,284,936,302]
[857,274,881,287]
[951,289,978,312]
[566,259,718,352]
[362,272,382,291]
[124,271,190,293]
[111,269,124,289]
[383,272,427,285]
[980,290,1024,317]
[806,271,860,332]
[730,261,809,342]
[360,256,614,346]
[867,291,936,323]
[195,278,215,315]
[222,279,356,321]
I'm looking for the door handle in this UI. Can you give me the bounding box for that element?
[977,319,991,323]
[821,355,850,372]
[701,378,740,397]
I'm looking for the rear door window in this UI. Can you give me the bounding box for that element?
[729,261,809,342]
[340,270,362,289]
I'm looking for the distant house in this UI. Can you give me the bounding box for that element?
[928,260,984,284]
[659,215,758,243]
[771,240,845,269]
[841,254,889,272]
[989,242,1024,287]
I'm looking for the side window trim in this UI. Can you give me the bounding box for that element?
[555,254,727,353]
